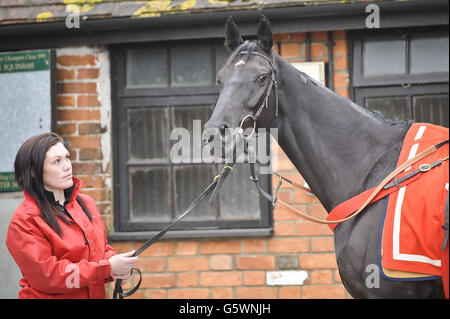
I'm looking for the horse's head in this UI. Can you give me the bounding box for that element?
[202,16,278,149]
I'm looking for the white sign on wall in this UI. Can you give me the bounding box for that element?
[0,49,53,192]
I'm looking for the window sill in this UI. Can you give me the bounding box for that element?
[108,228,273,242]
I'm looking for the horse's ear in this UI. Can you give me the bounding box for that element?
[225,16,243,51]
[257,15,273,52]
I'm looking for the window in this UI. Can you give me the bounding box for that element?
[111,40,273,239]
[351,29,449,127]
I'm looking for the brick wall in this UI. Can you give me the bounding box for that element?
[55,30,351,299]
[56,47,113,232]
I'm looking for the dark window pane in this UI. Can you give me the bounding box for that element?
[414,94,449,127]
[171,45,212,86]
[363,39,406,76]
[410,36,449,74]
[215,45,230,75]
[171,106,213,163]
[129,167,170,222]
[126,48,168,87]
[365,96,410,122]
[128,108,168,161]
[173,164,217,221]
[220,164,261,220]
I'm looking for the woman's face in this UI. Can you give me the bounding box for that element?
[42,142,73,192]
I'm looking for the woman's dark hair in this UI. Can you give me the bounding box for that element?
[14,132,91,237]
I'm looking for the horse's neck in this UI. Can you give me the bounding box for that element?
[274,57,409,211]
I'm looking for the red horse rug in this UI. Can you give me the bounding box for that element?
[327,123,449,298]
[380,123,449,297]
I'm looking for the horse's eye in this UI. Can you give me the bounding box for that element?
[257,74,268,84]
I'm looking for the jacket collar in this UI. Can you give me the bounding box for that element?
[23,177,84,215]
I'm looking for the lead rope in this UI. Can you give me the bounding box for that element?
[249,140,449,226]
[113,135,242,299]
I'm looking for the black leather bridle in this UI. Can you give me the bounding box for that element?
[113,49,279,299]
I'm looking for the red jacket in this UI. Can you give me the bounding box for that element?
[6,177,115,299]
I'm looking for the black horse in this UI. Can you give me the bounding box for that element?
[202,16,446,298]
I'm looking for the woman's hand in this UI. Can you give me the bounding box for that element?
[108,250,138,280]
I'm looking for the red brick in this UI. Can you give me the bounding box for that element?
[168,257,209,272]
[281,43,300,58]
[200,272,242,287]
[333,72,349,89]
[279,286,301,299]
[334,55,348,71]
[57,68,74,80]
[176,241,198,256]
[335,88,349,98]
[293,190,319,204]
[273,205,306,221]
[210,255,232,270]
[296,221,333,236]
[111,242,133,254]
[145,289,167,299]
[57,123,76,135]
[302,286,346,299]
[66,135,100,149]
[77,68,99,79]
[236,287,278,299]
[58,82,97,94]
[243,271,266,286]
[168,289,210,299]
[276,157,296,172]
[311,31,328,41]
[57,95,75,107]
[311,42,325,58]
[82,189,108,202]
[274,221,296,236]
[312,237,335,253]
[77,95,101,107]
[236,256,275,270]
[79,148,103,160]
[199,240,241,255]
[292,32,306,42]
[212,287,233,299]
[273,33,291,42]
[177,272,198,287]
[311,270,333,284]
[144,258,166,272]
[78,123,104,134]
[243,239,265,254]
[140,242,175,257]
[334,40,348,55]
[58,109,100,121]
[309,205,328,219]
[267,238,309,253]
[72,162,103,175]
[57,54,98,66]
[78,175,105,188]
[299,254,338,269]
[141,273,175,288]
[333,30,346,40]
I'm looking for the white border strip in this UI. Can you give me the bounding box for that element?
[392,125,441,267]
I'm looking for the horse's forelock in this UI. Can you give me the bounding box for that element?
[224,41,260,67]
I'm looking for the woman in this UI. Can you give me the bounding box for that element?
[6,132,138,299]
